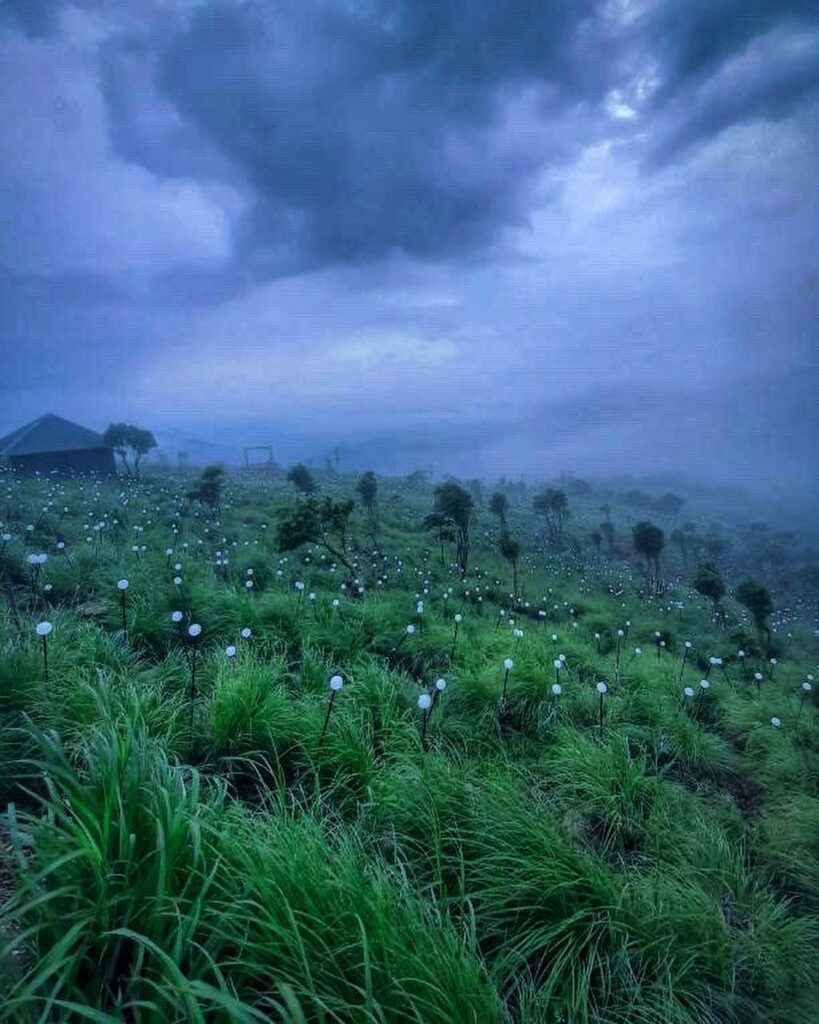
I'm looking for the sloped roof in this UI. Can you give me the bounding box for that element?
[0,414,108,456]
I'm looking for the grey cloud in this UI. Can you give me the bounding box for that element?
[0,0,63,37]
[639,0,818,95]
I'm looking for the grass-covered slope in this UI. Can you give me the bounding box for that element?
[0,470,816,1023]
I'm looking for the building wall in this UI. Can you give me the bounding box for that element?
[10,447,116,477]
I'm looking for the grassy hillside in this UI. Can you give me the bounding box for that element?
[1,468,816,1023]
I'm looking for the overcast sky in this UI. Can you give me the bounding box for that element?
[1,0,817,494]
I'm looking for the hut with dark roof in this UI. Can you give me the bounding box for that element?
[0,414,116,477]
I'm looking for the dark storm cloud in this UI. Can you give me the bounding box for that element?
[640,0,819,94]
[96,0,605,274]
[0,0,63,36]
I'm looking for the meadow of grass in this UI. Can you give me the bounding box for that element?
[0,468,816,1023]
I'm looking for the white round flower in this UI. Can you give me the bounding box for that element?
[503,658,514,670]
[171,610,183,623]
[418,693,432,710]
[684,641,692,649]
[173,576,182,585]
[188,623,202,638]
[435,678,447,691]
[295,581,305,591]
[634,647,642,656]
[699,679,710,690]
[225,645,237,658]
[117,578,129,591]
[770,716,781,727]
[551,683,562,696]
[754,672,763,681]
[240,627,252,639]
[35,621,53,637]
[802,681,813,692]
[329,674,344,691]
[684,686,695,698]
[406,624,416,635]
[454,613,463,623]
[596,681,608,694]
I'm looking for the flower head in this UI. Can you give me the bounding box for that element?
[418,693,432,710]
[329,674,344,691]
[36,621,53,637]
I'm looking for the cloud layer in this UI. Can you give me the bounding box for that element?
[1,0,817,497]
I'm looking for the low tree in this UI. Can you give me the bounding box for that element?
[633,521,664,594]
[277,496,355,574]
[103,422,157,480]
[498,529,521,597]
[287,463,317,496]
[693,562,725,623]
[186,464,225,513]
[736,580,773,647]
[671,528,689,568]
[425,482,473,576]
[467,478,485,506]
[655,492,686,518]
[356,471,378,518]
[489,491,508,527]
[533,488,569,546]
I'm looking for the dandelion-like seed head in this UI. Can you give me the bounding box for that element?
[329,674,343,691]
[117,578,129,590]
[454,613,462,623]
[596,681,608,694]
[503,658,514,670]
[36,621,53,637]
[552,683,562,696]
[770,716,781,727]
[418,693,432,710]
[699,679,710,690]
[240,627,252,639]
[171,610,183,623]
[435,678,447,691]
[684,686,695,698]
[225,645,237,658]
[406,624,416,634]
[188,623,202,638]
